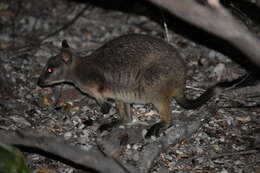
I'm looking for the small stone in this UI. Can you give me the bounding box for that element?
[208,50,217,59]
[164,154,173,161]
[132,144,140,150]
[194,146,204,154]
[212,144,221,152]
[82,106,90,112]
[25,94,32,99]
[10,115,31,126]
[175,149,184,155]
[71,116,81,126]
[220,168,229,173]
[212,63,226,81]
[64,132,72,140]
[132,153,139,161]
[59,168,73,173]
[78,124,85,130]
[82,129,89,137]
[234,160,243,165]
[220,136,225,142]
[126,144,131,149]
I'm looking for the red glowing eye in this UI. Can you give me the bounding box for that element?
[47,68,53,73]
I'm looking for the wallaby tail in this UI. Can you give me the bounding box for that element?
[175,76,246,110]
[175,86,216,109]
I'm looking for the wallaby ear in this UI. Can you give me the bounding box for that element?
[62,40,70,48]
[61,50,72,64]
[61,40,72,64]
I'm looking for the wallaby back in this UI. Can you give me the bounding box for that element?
[38,34,226,137]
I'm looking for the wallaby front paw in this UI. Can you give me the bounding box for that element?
[145,122,165,138]
[100,102,111,114]
[98,119,120,133]
[119,133,129,146]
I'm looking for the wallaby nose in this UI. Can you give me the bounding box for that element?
[37,78,44,87]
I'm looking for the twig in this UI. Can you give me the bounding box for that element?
[186,85,206,92]
[223,73,251,91]
[41,5,90,42]
[11,1,22,49]
[208,149,260,159]
[159,8,170,43]
[12,4,90,53]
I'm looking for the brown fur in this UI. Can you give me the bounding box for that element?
[38,34,220,136]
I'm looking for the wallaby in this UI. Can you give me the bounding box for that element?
[37,34,233,137]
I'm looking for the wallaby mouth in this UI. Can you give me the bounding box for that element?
[37,78,48,87]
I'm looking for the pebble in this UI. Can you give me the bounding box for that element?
[64,132,72,140]
[10,115,31,126]
[132,153,139,161]
[208,50,217,59]
[220,168,229,173]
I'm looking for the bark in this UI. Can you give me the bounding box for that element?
[146,0,260,67]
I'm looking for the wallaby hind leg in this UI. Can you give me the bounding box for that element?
[145,99,172,138]
[100,102,111,114]
[116,100,132,124]
[96,99,111,114]
[98,100,132,132]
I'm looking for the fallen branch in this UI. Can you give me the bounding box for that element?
[146,0,260,67]
[208,149,260,159]
[137,120,202,173]
[10,4,90,53]
[0,130,139,173]
[41,4,90,41]
[139,103,216,172]
[99,105,215,173]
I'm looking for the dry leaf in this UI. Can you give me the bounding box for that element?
[43,96,52,106]
[235,116,251,123]
[144,110,159,117]
[36,167,59,173]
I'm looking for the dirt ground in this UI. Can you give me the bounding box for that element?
[0,0,260,172]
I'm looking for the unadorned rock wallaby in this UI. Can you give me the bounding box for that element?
[38,34,232,137]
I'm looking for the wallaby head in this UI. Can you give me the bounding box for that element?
[37,40,74,87]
